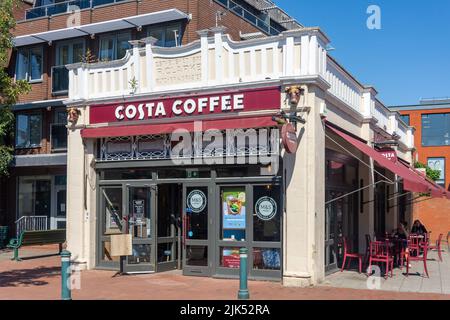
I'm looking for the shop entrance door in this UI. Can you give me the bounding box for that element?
[122,184,156,273]
[182,184,213,277]
[325,190,345,274]
[156,184,182,272]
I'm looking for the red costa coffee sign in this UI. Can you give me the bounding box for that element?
[379,148,398,163]
[89,87,280,124]
[281,123,298,154]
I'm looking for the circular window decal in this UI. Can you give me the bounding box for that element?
[255,197,277,221]
[187,190,207,213]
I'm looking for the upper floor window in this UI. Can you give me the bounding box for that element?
[51,109,68,151]
[422,113,450,146]
[16,113,42,148]
[400,114,410,126]
[427,157,446,188]
[147,23,183,47]
[99,32,131,61]
[52,40,85,94]
[15,47,43,82]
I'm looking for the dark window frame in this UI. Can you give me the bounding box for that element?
[50,108,68,152]
[15,46,44,83]
[15,112,43,149]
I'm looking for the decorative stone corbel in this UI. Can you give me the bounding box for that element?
[67,107,80,125]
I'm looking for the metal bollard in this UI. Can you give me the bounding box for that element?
[238,247,250,300]
[61,250,72,300]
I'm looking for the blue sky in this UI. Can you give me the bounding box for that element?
[274,0,450,106]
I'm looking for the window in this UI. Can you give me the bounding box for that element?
[99,32,131,61]
[51,109,68,151]
[427,157,446,188]
[422,113,450,146]
[17,176,51,218]
[400,114,410,126]
[16,113,42,148]
[147,23,183,47]
[15,46,43,82]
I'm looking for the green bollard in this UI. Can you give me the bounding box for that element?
[61,250,72,300]
[238,247,250,300]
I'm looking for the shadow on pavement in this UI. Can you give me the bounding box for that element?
[0,266,60,287]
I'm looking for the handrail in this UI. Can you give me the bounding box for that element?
[15,215,49,236]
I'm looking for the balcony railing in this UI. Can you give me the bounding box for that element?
[52,65,69,95]
[25,0,127,20]
[214,0,284,36]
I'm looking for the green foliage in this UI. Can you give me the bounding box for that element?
[414,162,441,182]
[0,0,31,176]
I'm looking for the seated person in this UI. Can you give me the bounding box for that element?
[393,222,408,240]
[411,220,428,236]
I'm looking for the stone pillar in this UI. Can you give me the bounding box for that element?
[358,122,375,253]
[282,84,325,286]
[66,106,88,269]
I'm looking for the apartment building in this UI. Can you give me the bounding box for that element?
[3,0,300,236]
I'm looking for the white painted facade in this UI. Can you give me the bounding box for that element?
[64,27,414,286]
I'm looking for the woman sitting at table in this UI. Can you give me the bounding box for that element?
[411,220,428,236]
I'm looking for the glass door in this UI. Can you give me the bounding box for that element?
[156,184,182,272]
[325,190,346,274]
[122,184,156,273]
[51,183,66,230]
[182,184,212,276]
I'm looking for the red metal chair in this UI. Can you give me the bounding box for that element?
[406,241,429,278]
[408,234,421,257]
[428,233,443,262]
[367,240,394,278]
[341,237,363,273]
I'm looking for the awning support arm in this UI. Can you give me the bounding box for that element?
[325,179,399,206]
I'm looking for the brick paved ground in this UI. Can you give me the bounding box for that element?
[0,245,449,300]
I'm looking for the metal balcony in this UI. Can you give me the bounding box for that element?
[25,0,127,20]
[214,0,284,36]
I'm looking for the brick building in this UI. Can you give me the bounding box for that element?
[2,0,301,237]
[390,99,450,242]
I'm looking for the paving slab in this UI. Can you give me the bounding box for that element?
[0,245,449,300]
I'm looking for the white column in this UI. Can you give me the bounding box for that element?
[66,106,88,269]
[144,37,158,91]
[308,35,318,75]
[284,36,295,77]
[283,85,326,287]
[300,35,310,76]
[197,29,210,86]
[211,26,226,84]
[129,40,141,94]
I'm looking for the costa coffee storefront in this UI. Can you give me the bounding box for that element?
[66,27,394,286]
[80,86,286,280]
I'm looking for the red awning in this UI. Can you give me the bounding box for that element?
[81,116,277,138]
[325,122,432,195]
[397,161,444,198]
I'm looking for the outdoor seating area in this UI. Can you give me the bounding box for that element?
[339,228,447,284]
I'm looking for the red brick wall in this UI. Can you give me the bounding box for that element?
[412,197,450,243]
[399,107,450,242]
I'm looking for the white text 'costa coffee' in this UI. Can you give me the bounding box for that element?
[89,88,281,124]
